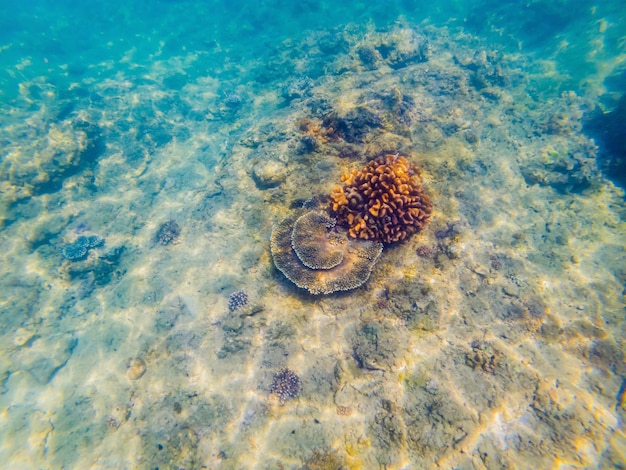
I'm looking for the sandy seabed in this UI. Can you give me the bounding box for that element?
[0,20,625,469]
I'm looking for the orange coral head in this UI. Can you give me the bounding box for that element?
[329,154,432,244]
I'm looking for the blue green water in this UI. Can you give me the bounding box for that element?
[1,1,625,468]
[2,0,625,96]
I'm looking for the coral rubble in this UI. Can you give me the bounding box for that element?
[270,211,382,295]
[269,368,302,404]
[330,154,432,244]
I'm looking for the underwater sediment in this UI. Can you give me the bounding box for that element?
[0,6,624,470]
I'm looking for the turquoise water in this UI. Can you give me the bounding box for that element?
[1,1,625,468]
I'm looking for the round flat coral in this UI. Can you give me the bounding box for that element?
[291,211,343,270]
[271,211,383,295]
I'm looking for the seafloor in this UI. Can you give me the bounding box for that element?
[1,17,625,470]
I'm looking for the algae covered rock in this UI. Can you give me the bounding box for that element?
[13,334,77,384]
[155,220,181,246]
[251,159,289,189]
[0,115,103,209]
[350,320,408,370]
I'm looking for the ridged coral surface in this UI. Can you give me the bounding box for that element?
[270,211,383,295]
[330,154,432,243]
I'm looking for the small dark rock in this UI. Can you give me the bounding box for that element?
[435,222,463,240]
[357,46,378,67]
[322,108,383,143]
[155,220,181,246]
[217,338,251,358]
[464,129,479,144]
[416,245,435,258]
[299,134,318,153]
[489,254,503,270]
[283,77,313,101]
[223,93,243,109]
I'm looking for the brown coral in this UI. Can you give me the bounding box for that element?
[330,154,432,244]
[291,211,343,269]
[271,211,383,295]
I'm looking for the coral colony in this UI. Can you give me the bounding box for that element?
[330,154,432,243]
[270,211,382,295]
[155,220,181,246]
[61,235,105,261]
[270,153,431,294]
[270,368,302,405]
[228,290,249,312]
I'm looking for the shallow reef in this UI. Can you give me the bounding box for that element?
[0,8,624,470]
[269,153,432,292]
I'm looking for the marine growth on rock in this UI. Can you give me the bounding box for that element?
[330,154,432,244]
[155,220,181,246]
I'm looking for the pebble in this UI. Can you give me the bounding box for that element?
[13,328,35,347]
[503,284,519,297]
[127,358,147,380]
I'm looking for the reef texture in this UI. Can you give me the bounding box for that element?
[271,211,383,295]
[155,220,181,246]
[61,235,105,261]
[330,154,432,244]
[291,211,343,269]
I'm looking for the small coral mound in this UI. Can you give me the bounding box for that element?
[330,154,432,244]
[271,211,383,295]
[228,290,249,312]
[62,235,105,261]
[155,220,181,246]
[291,211,343,269]
[270,368,302,404]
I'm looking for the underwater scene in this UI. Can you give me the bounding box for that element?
[1,0,625,468]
